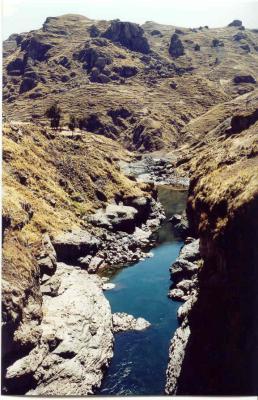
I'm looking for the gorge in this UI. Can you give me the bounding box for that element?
[2,12,258,396]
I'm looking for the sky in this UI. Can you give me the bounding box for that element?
[2,0,258,39]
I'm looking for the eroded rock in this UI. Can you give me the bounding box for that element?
[112,312,151,332]
[102,21,150,54]
[8,263,114,396]
[169,34,185,58]
[53,229,100,263]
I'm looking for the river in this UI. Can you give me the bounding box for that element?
[98,187,187,395]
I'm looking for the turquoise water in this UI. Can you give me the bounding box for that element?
[99,188,187,395]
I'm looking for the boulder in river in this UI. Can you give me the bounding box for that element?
[169,213,189,237]
[112,312,151,333]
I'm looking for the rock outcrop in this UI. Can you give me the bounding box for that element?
[102,20,150,54]
[89,204,139,233]
[5,263,113,395]
[112,312,151,333]
[169,34,185,58]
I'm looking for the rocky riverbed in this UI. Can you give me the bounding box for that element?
[120,156,189,187]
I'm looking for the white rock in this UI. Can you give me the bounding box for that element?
[102,283,116,290]
[112,312,151,333]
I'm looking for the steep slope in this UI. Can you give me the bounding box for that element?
[3,15,258,151]
[2,121,150,394]
[166,95,258,395]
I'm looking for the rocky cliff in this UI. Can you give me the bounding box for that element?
[166,96,258,395]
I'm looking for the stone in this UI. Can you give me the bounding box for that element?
[170,258,199,283]
[112,312,151,333]
[240,44,251,52]
[177,292,198,323]
[169,34,185,58]
[169,213,189,237]
[113,65,138,78]
[88,25,101,38]
[233,75,256,84]
[53,229,100,263]
[89,204,138,233]
[7,57,25,76]
[168,288,186,301]
[123,195,151,223]
[176,279,195,293]
[233,32,246,41]
[87,256,105,273]
[179,239,200,262]
[212,39,224,47]
[78,47,112,72]
[102,283,116,290]
[36,233,57,276]
[228,20,242,27]
[150,30,162,36]
[19,78,37,94]
[21,38,52,61]
[102,21,150,54]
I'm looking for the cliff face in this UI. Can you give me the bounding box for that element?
[166,107,258,394]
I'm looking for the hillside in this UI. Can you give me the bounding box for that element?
[3,14,258,151]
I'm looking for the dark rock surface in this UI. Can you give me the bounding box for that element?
[233,74,256,84]
[52,229,100,263]
[228,20,243,27]
[102,21,150,54]
[169,34,185,58]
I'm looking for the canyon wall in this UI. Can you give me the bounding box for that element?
[166,108,258,395]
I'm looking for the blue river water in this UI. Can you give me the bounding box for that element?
[99,187,187,395]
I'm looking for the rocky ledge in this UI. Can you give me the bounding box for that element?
[5,263,113,395]
[53,196,165,272]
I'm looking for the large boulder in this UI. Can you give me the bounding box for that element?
[77,47,112,72]
[52,229,100,263]
[179,238,200,262]
[169,34,185,58]
[7,58,25,76]
[170,258,199,283]
[233,75,256,84]
[112,312,151,332]
[228,20,242,27]
[123,195,152,224]
[89,204,138,233]
[21,37,52,61]
[102,20,150,54]
[169,213,189,237]
[19,78,37,94]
